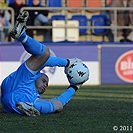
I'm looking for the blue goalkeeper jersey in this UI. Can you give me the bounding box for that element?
[1,62,41,114]
[1,56,67,114]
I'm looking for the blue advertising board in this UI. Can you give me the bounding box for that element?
[0,43,99,85]
[101,45,133,84]
[0,44,98,61]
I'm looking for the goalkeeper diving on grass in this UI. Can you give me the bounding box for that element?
[0,11,89,116]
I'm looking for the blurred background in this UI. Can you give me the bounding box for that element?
[0,0,133,85]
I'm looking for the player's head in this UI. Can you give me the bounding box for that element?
[35,73,49,94]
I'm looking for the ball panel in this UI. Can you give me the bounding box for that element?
[66,62,89,85]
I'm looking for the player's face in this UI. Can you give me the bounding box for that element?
[35,74,49,94]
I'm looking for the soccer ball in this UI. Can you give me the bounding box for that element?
[66,62,89,85]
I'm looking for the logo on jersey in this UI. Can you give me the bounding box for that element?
[19,49,56,78]
[115,50,133,83]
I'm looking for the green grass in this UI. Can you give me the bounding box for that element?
[0,85,133,133]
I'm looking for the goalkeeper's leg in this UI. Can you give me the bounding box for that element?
[10,10,50,71]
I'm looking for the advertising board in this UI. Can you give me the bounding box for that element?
[0,44,99,85]
[101,45,133,84]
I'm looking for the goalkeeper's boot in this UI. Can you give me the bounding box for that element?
[10,11,29,39]
[65,57,82,74]
[16,102,40,117]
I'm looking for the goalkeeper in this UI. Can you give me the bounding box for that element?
[1,11,88,116]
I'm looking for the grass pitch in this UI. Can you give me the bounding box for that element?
[0,85,132,133]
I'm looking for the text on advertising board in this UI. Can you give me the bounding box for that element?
[115,50,133,83]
